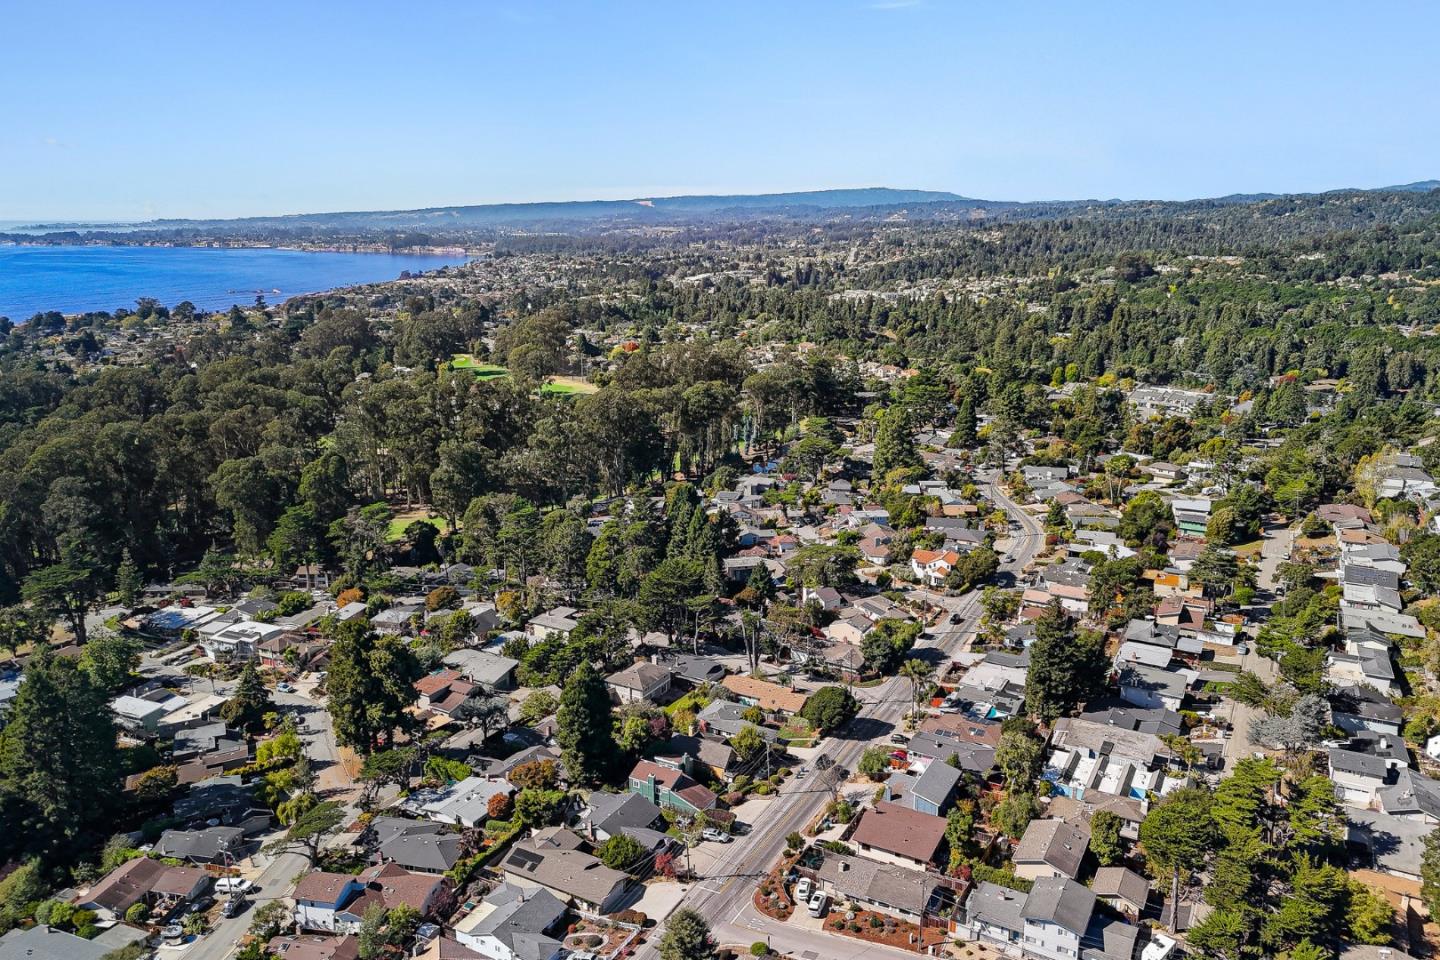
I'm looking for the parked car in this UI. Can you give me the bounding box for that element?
[276,682,295,693]
[220,897,247,918]
[215,878,257,894]
[188,896,215,914]
[889,734,908,745]
[701,828,732,843]
[794,878,813,903]
[807,891,830,917]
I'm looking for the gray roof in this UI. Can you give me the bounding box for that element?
[1084,913,1141,960]
[379,829,464,872]
[463,883,566,960]
[911,759,963,807]
[814,850,935,915]
[443,648,519,687]
[966,882,1027,934]
[1022,877,1096,935]
[153,825,244,861]
[367,816,445,847]
[587,790,664,835]
[907,733,995,774]
[1013,819,1090,879]
[0,926,109,960]
[1328,748,1391,780]
[1091,866,1150,910]
[502,831,628,908]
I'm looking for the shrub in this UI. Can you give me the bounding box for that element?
[751,942,769,956]
[426,586,460,611]
[124,902,150,924]
[755,783,773,795]
[786,831,804,851]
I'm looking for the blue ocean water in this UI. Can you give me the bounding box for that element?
[0,244,470,319]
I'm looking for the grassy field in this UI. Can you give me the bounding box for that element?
[386,510,449,542]
[540,375,599,395]
[451,354,509,380]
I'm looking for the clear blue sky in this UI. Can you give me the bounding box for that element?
[3,0,1436,221]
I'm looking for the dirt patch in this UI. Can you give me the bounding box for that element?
[825,907,948,952]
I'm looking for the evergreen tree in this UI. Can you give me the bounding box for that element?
[113,550,142,607]
[951,396,978,449]
[872,406,921,479]
[0,652,121,862]
[556,660,617,784]
[326,623,421,754]
[1023,602,1106,722]
[659,908,716,960]
[221,661,272,732]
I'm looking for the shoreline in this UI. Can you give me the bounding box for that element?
[0,238,483,257]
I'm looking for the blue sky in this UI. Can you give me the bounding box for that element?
[2,1,1437,221]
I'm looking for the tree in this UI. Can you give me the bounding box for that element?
[873,406,922,480]
[730,724,766,764]
[597,833,648,872]
[1024,603,1106,722]
[1190,544,1240,597]
[556,660,616,784]
[800,686,859,733]
[220,661,272,732]
[326,623,422,754]
[77,631,140,693]
[992,790,1040,838]
[659,908,717,960]
[358,902,421,960]
[1346,879,1394,945]
[1186,907,1251,960]
[995,729,1045,790]
[267,800,345,864]
[519,690,558,724]
[786,434,838,483]
[1118,490,1173,547]
[514,788,567,827]
[0,653,121,861]
[899,658,934,724]
[1139,786,1216,932]
[22,561,101,645]
[509,759,560,791]
[859,746,891,780]
[113,550,142,607]
[945,547,1000,593]
[1089,810,1123,866]
[1421,827,1440,917]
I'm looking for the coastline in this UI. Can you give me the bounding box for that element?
[0,237,482,257]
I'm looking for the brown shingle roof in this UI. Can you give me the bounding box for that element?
[850,802,947,865]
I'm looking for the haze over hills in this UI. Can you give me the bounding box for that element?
[8,180,1438,238]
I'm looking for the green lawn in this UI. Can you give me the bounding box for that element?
[451,354,510,379]
[386,513,449,542]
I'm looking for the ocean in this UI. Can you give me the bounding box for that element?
[0,244,471,319]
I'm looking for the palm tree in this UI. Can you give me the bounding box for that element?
[899,659,934,726]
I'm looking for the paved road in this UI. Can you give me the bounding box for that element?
[633,481,1043,959]
[183,851,308,960]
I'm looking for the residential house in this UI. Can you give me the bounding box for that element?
[720,675,808,715]
[452,884,567,960]
[1092,867,1149,920]
[76,856,211,921]
[499,830,630,914]
[581,790,667,847]
[808,849,939,924]
[696,700,778,743]
[1170,498,1211,538]
[1116,663,1191,712]
[415,670,481,716]
[0,926,113,960]
[1012,819,1090,882]
[443,649,520,691]
[417,777,514,829]
[911,549,961,586]
[885,755,964,815]
[152,826,245,865]
[1331,686,1404,737]
[1045,717,1173,803]
[627,759,717,814]
[294,863,449,934]
[653,734,735,782]
[605,662,673,705]
[526,607,579,641]
[667,655,727,688]
[266,935,360,960]
[850,802,948,870]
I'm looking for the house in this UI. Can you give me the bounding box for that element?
[582,790,666,844]
[1045,717,1173,803]
[802,585,844,610]
[1144,462,1186,483]
[378,826,465,875]
[1170,498,1211,538]
[526,608,579,641]
[452,884,567,960]
[667,655,727,687]
[696,700,779,743]
[294,863,449,934]
[628,759,717,814]
[417,777,514,829]
[499,830,630,914]
[198,617,287,661]
[1331,686,1404,737]
[1329,748,1397,808]
[1012,819,1090,882]
[911,549,961,586]
[76,855,211,920]
[653,733,735,782]
[808,848,938,923]
[905,731,996,778]
[605,662,673,705]
[850,802,948,870]
[267,935,360,960]
[720,675,807,715]
[1092,866,1149,919]
[1116,663,1191,712]
[152,825,245,864]
[293,565,333,590]
[371,605,422,635]
[1020,877,1095,960]
[415,670,481,715]
[0,926,113,960]
[823,612,875,647]
[443,649,519,690]
[888,755,964,815]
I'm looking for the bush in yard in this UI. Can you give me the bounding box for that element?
[751,943,769,956]
[786,831,804,851]
[487,791,513,821]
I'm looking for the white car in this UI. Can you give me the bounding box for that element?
[794,878,813,902]
[701,828,732,843]
[807,891,829,917]
[215,878,257,894]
